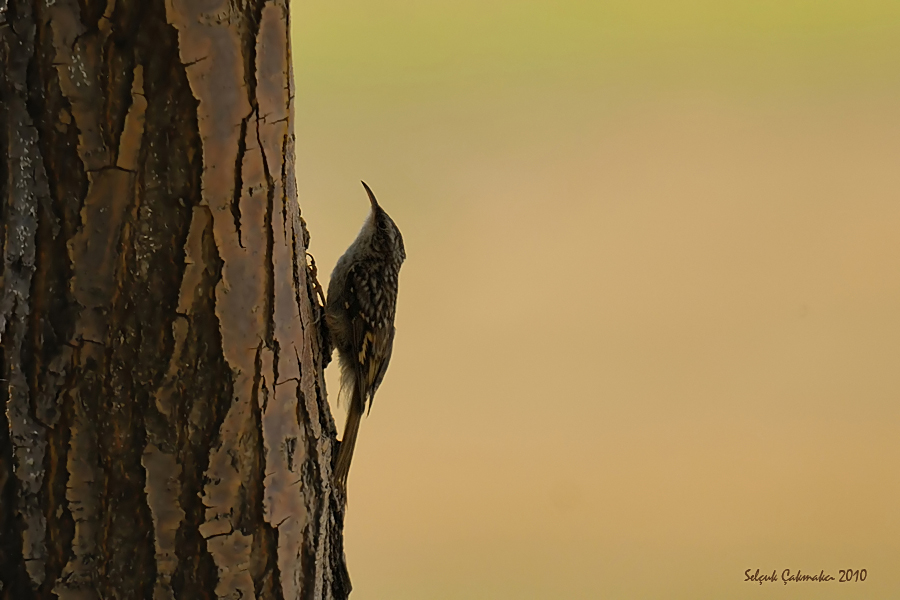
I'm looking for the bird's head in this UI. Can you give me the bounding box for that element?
[361,181,406,263]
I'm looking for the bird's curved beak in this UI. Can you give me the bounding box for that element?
[361,180,379,209]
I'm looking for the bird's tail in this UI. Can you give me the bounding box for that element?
[334,386,364,493]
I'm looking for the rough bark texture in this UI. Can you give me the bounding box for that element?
[0,0,350,597]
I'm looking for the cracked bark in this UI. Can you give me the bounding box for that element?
[0,0,351,598]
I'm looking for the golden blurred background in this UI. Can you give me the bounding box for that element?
[291,2,900,598]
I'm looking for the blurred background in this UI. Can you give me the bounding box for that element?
[290,2,900,598]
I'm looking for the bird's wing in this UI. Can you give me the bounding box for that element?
[368,325,395,413]
[346,263,393,412]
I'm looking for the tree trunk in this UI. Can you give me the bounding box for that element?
[0,0,350,598]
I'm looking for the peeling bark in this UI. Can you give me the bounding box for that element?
[1,0,350,598]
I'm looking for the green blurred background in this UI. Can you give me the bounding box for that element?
[291,2,900,598]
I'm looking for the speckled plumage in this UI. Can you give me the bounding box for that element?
[326,181,405,492]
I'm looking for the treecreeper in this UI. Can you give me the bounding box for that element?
[326,182,406,494]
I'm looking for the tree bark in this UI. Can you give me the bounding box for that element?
[0,0,350,598]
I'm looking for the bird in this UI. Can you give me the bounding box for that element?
[326,181,405,493]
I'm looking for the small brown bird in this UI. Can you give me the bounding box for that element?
[326,182,405,492]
